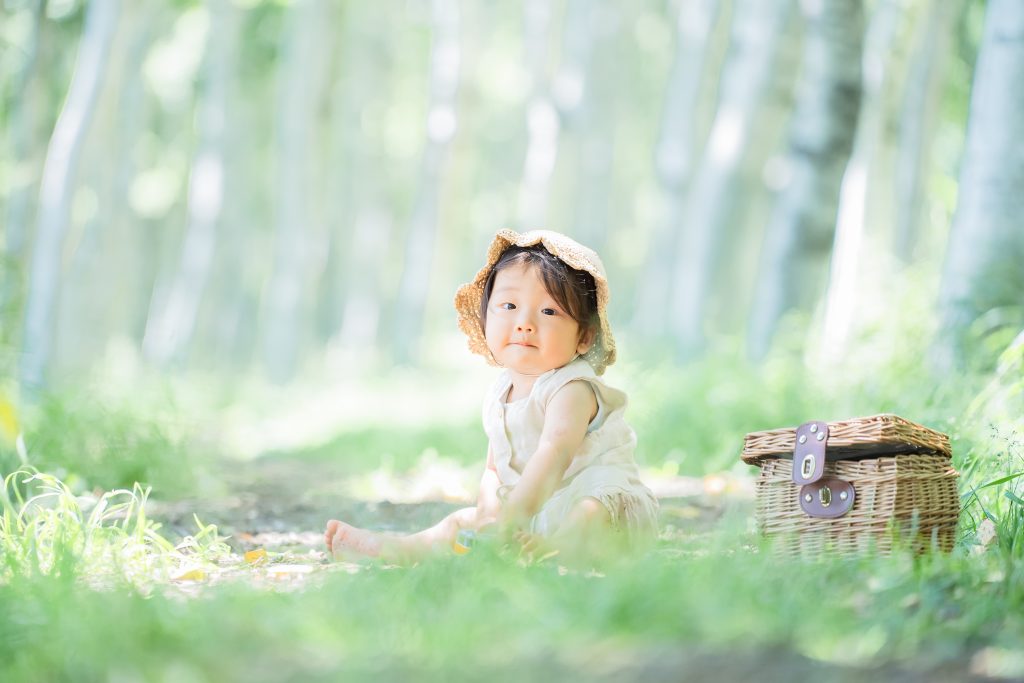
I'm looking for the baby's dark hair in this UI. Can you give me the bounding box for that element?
[480,245,599,342]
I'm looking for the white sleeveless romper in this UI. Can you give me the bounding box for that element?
[482,358,659,543]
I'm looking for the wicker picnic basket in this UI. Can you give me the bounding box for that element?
[742,414,959,556]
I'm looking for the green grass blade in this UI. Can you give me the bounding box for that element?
[976,471,1024,491]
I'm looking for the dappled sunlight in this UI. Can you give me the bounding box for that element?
[343,448,477,504]
[640,467,754,500]
[970,647,1024,679]
[220,362,491,461]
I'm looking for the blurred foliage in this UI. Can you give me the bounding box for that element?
[0,0,998,385]
[10,390,202,498]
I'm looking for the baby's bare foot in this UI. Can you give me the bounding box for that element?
[324,519,341,549]
[325,520,384,559]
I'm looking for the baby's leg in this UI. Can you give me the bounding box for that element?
[548,497,623,565]
[325,506,482,563]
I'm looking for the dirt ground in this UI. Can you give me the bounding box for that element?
[149,452,743,557]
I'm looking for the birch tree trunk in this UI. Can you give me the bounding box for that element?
[55,2,157,371]
[142,0,236,368]
[670,0,795,358]
[515,0,558,228]
[108,6,155,346]
[392,0,461,364]
[322,3,394,360]
[194,11,268,372]
[315,4,355,345]
[560,0,603,250]
[20,0,119,392]
[818,0,902,360]
[633,0,723,338]
[262,0,329,382]
[1,0,45,352]
[3,0,45,263]
[747,0,864,361]
[893,0,959,263]
[337,205,392,359]
[935,0,1024,368]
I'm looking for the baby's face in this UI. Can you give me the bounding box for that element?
[484,263,592,377]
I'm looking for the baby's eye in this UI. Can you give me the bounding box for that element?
[541,308,557,316]
[499,302,516,310]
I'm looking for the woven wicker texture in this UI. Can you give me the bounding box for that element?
[755,455,959,557]
[452,229,616,375]
[742,414,951,465]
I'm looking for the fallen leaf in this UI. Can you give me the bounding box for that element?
[0,391,19,445]
[245,548,268,565]
[173,568,207,582]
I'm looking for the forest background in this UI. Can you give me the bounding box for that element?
[2,0,1024,681]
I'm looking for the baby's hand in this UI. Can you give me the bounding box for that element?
[513,530,539,552]
[513,530,558,563]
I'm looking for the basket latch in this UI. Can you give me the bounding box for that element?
[792,420,829,485]
[792,420,855,518]
[799,477,855,518]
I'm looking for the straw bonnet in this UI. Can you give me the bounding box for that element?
[453,229,617,375]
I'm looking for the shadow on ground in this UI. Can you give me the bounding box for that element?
[149,452,745,556]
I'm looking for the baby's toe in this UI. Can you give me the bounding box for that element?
[324,520,340,547]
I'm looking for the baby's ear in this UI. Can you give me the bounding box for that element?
[577,326,597,354]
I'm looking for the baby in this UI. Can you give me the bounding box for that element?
[324,229,658,562]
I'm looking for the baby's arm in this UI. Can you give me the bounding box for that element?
[475,445,502,525]
[501,381,597,527]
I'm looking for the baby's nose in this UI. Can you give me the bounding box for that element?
[515,314,535,332]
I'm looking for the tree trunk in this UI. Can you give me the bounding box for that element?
[337,205,393,360]
[262,0,329,382]
[818,0,903,360]
[322,2,394,359]
[670,0,795,358]
[935,0,1024,369]
[392,0,461,365]
[633,0,724,339]
[893,0,959,263]
[515,0,558,228]
[746,0,864,361]
[54,2,158,372]
[1,0,45,350]
[107,5,156,348]
[557,2,619,255]
[20,0,119,393]
[141,0,237,368]
[314,2,354,347]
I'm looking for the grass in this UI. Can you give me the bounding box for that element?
[1,389,204,499]
[1,526,1024,681]
[1,329,1023,681]
[0,469,229,588]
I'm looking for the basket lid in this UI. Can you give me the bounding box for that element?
[741,413,951,465]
